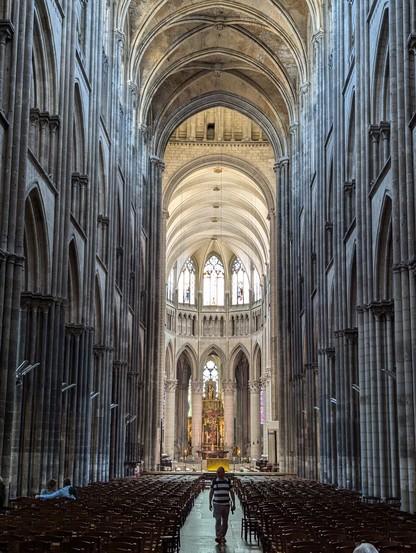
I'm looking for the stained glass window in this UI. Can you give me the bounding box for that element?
[203,359,219,399]
[253,266,262,301]
[203,255,224,306]
[231,257,249,305]
[167,268,175,301]
[178,258,196,304]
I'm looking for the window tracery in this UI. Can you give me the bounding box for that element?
[203,359,219,399]
[178,258,195,304]
[203,255,224,306]
[231,257,249,305]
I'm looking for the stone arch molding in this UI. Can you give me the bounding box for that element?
[252,343,262,380]
[23,186,51,294]
[165,341,175,380]
[163,153,275,213]
[229,343,251,374]
[175,344,198,377]
[199,344,228,379]
[164,151,273,280]
[153,94,286,159]
[122,0,322,133]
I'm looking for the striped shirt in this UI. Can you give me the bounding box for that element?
[211,477,232,505]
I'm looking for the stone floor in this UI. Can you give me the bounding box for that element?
[179,486,262,553]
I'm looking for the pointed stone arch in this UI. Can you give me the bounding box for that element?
[23,186,50,294]
[94,273,104,345]
[347,244,357,329]
[73,83,87,174]
[165,341,175,380]
[253,344,262,380]
[67,239,81,324]
[175,343,198,377]
[174,347,194,459]
[163,153,275,214]
[374,194,393,300]
[232,346,251,458]
[199,344,227,377]
[372,7,390,123]
[229,343,250,372]
[31,0,58,112]
[155,94,285,159]
[346,93,356,182]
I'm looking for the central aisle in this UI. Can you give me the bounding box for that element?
[179,484,262,553]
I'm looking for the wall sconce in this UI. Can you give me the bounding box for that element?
[110,403,118,409]
[125,415,137,425]
[16,360,40,386]
[62,382,77,393]
[90,391,100,399]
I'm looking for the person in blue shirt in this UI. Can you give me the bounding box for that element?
[35,478,77,500]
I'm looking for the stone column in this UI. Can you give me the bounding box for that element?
[249,380,261,460]
[147,155,165,469]
[164,379,177,460]
[260,367,271,457]
[222,379,234,452]
[191,380,203,455]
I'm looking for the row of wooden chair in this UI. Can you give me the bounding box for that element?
[235,475,416,553]
[0,475,204,553]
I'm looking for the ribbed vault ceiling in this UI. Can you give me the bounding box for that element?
[118,0,321,283]
[165,161,271,278]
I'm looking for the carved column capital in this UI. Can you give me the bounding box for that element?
[312,28,325,46]
[192,380,204,394]
[267,208,276,220]
[222,379,235,394]
[368,300,394,320]
[165,379,178,392]
[248,379,261,393]
[0,20,14,44]
[150,155,165,171]
[407,33,416,55]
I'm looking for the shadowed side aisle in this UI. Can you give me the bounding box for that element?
[179,484,262,553]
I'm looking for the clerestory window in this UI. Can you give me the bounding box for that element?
[178,258,196,305]
[231,257,249,305]
[203,255,224,306]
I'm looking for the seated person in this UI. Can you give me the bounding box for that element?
[36,478,77,500]
[40,478,57,495]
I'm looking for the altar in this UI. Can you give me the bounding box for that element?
[198,449,229,460]
[201,378,225,452]
[207,458,230,472]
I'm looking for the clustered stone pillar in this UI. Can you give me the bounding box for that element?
[274,156,293,473]
[249,379,261,460]
[191,380,203,455]
[222,379,234,451]
[260,367,272,457]
[146,155,165,469]
[164,379,177,460]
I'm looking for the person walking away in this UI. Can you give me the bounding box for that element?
[209,466,236,544]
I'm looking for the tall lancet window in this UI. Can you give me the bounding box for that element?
[167,267,175,302]
[178,258,196,304]
[231,257,249,305]
[203,255,224,306]
[253,267,262,302]
[203,359,219,399]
